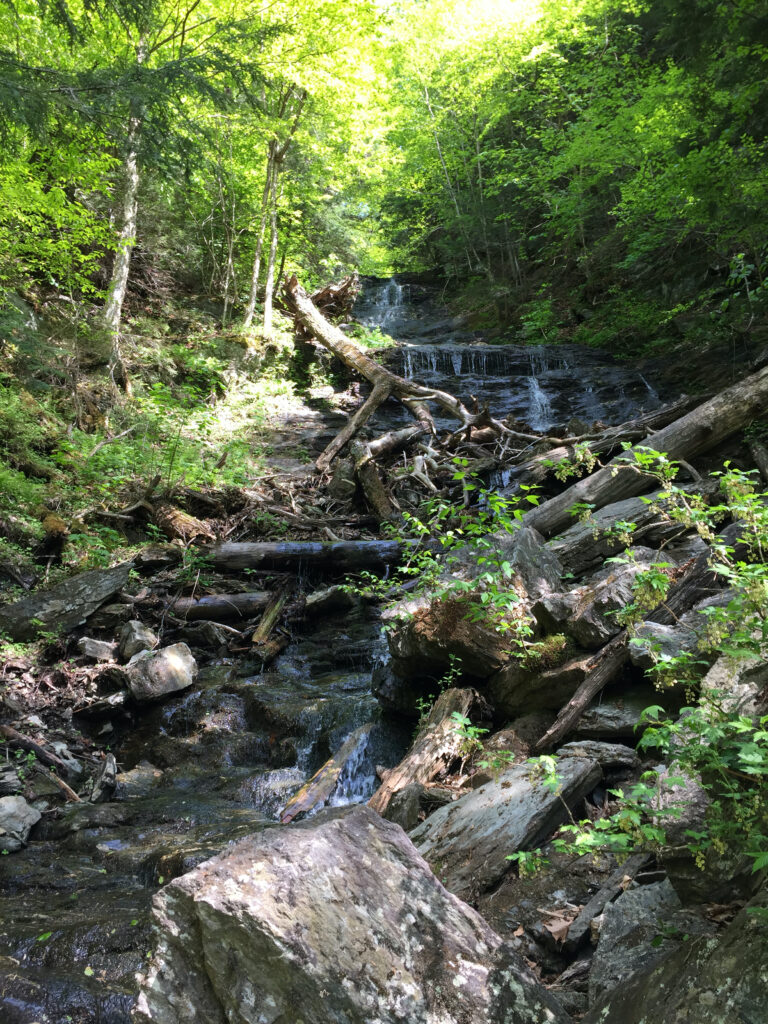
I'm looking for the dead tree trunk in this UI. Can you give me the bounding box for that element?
[524,365,768,538]
[282,276,539,472]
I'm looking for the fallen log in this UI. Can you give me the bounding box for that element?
[153,501,215,544]
[210,539,427,574]
[283,275,541,471]
[368,688,487,817]
[524,364,768,538]
[534,522,743,751]
[169,592,271,622]
[0,723,75,779]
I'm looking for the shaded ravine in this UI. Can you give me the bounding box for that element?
[0,278,669,1024]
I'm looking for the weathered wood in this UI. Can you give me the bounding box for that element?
[153,501,215,544]
[0,562,132,641]
[283,276,538,467]
[561,852,652,954]
[351,440,397,522]
[368,688,484,816]
[251,592,288,645]
[524,365,768,538]
[0,724,73,777]
[210,539,424,574]
[749,440,768,485]
[170,592,271,622]
[280,723,371,824]
[534,525,743,751]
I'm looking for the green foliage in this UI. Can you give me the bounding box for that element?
[450,711,488,759]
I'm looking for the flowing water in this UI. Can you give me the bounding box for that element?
[0,276,668,1023]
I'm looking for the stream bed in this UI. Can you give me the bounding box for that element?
[0,277,670,1023]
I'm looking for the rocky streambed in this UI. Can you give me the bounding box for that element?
[1,277,767,1023]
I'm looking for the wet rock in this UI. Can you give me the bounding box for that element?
[77,637,118,661]
[582,883,768,1024]
[120,620,159,662]
[371,657,433,714]
[0,562,132,641]
[0,795,41,852]
[90,753,118,803]
[411,756,601,899]
[125,644,197,703]
[133,805,571,1024]
[115,762,165,800]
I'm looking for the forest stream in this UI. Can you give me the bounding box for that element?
[0,279,680,1023]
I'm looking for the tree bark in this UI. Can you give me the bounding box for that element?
[368,688,485,816]
[261,157,281,339]
[242,147,274,330]
[170,592,271,621]
[524,365,768,539]
[210,539,427,574]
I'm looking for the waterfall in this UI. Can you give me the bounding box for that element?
[526,351,553,431]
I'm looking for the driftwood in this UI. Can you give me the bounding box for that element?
[524,364,768,538]
[170,592,271,622]
[368,688,485,816]
[280,723,371,824]
[210,539,426,574]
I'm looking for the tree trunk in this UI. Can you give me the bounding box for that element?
[169,592,271,621]
[242,147,275,330]
[524,364,768,538]
[368,688,486,816]
[210,539,427,574]
[262,164,281,339]
[103,113,141,393]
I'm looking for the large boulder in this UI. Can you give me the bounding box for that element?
[125,643,197,703]
[132,806,571,1024]
[582,882,768,1023]
[411,756,601,899]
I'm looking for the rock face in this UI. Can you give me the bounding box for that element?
[582,883,768,1023]
[125,644,197,703]
[132,806,571,1024]
[411,756,601,898]
[0,562,132,641]
[0,795,41,852]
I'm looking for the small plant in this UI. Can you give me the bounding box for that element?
[451,712,488,759]
[506,848,551,877]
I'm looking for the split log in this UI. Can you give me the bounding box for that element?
[169,592,271,622]
[153,501,215,544]
[524,364,768,538]
[250,591,289,667]
[283,275,540,471]
[368,688,487,817]
[210,539,427,574]
[280,723,371,824]
[534,522,744,751]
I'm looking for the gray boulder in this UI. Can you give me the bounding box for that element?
[411,756,601,899]
[582,883,768,1023]
[132,806,570,1024]
[120,620,159,662]
[0,795,41,852]
[125,643,197,703]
